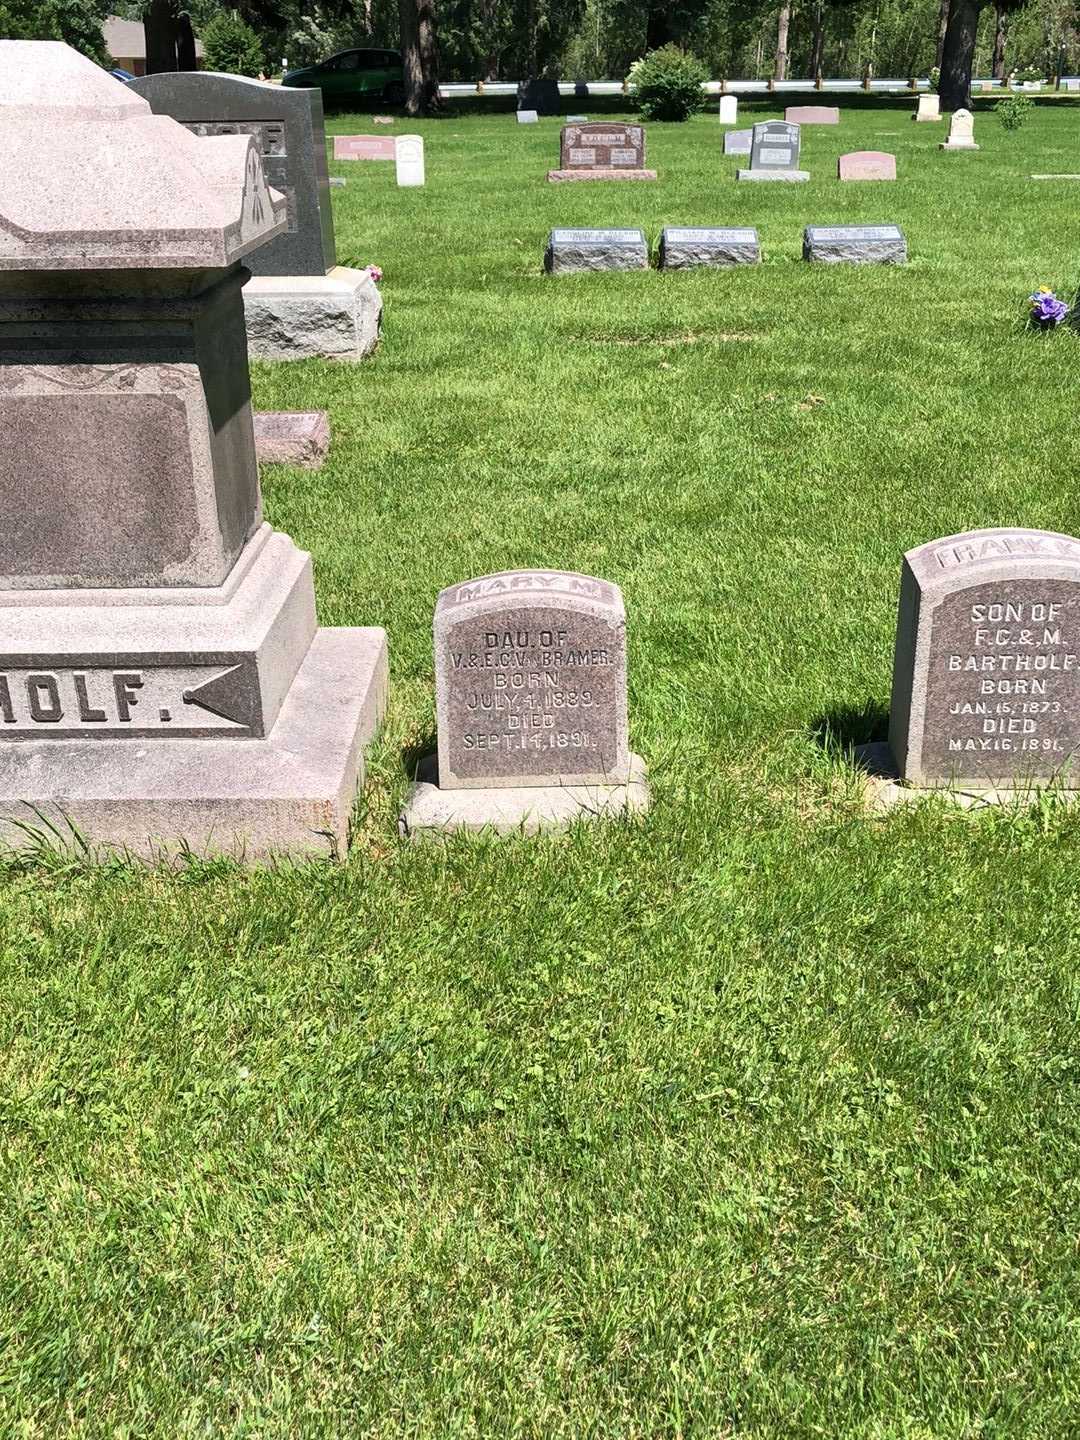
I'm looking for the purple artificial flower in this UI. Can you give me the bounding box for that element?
[1029,287,1070,325]
[366,264,384,283]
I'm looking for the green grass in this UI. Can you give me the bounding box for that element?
[4,96,1080,1437]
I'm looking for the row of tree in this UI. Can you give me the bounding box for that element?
[2,0,1077,115]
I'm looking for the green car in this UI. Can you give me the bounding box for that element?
[282,48,404,104]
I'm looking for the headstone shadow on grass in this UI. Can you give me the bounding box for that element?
[809,701,890,761]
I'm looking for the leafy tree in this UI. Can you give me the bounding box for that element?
[202,7,265,72]
[0,0,110,64]
[399,0,442,112]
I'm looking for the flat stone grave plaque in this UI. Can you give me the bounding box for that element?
[434,570,630,789]
[334,134,395,160]
[723,127,752,155]
[566,113,588,123]
[839,150,897,181]
[129,71,335,278]
[545,228,648,274]
[719,95,738,124]
[888,528,1080,788]
[517,109,539,124]
[373,114,394,124]
[253,411,330,469]
[659,226,760,269]
[395,134,424,187]
[785,104,839,124]
[803,224,906,263]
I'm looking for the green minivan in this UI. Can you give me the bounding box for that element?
[282,49,404,103]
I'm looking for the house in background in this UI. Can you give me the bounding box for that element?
[102,15,204,76]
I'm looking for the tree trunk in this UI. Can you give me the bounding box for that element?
[646,6,671,50]
[144,0,179,74]
[399,0,424,114]
[940,0,982,110]
[991,0,1007,80]
[810,1,825,77]
[176,11,197,71]
[935,0,951,69]
[774,2,791,81]
[416,0,442,112]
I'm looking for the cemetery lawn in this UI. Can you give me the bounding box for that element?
[6,95,1080,1438]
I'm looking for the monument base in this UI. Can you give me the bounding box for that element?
[546,168,658,182]
[399,752,650,839]
[243,266,382,361]
[940,140,979,151]
[736,169,810,182]
[853,742,1080,812]
[0,628,388,865]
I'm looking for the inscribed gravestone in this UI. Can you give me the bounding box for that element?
[738,121,808,182]
[129,71,334,278]
[334,134,395,160]
[723,127,752,156]
[803,224,906,263]
[252,411,330,469]
[941,108,978,149]
[659,226,760,269]
[888,529,1080,788]
[838,150,897,181]
[395,134,424,186]
[549,122,656,181]
[433,571,630,789]
[544,228,648,274]
[0,41,388,859]
[785,104,839,124]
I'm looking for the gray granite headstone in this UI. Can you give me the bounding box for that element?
[738,121,808,182]
[658,226,760,269]
[723,127,752,156]
[889,528,1080,788]
[545,228,648,274]
[129,71,335,278]
[434,571,630,789]
[803,224,906,263]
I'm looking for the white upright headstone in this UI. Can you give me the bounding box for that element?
[940,108,978,150]
[914,93,940,121]
[718,95,738,125]
[395,133,425,186]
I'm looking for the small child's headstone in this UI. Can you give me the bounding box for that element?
[941,108,978,150]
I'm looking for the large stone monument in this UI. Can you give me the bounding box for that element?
[129,71,381,361]
[547,122,656,182]
[737,121,809,182]
[0,42,388,860]
[883,529,1080,792]
[400,570,649,835]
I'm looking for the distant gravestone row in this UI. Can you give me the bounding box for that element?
[545,225,906,273]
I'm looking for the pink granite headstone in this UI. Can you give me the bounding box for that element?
[333,135,395,160]
[785,105,840,124]
[838,150,897,181]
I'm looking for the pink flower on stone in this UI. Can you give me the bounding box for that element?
[366,264,383,283]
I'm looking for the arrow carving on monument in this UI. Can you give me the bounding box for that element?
[182,665,256,730]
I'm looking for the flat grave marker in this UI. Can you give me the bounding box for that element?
[334,134,395,160]
[658,226,760,269]
[803,223,906,263]
[253,411,330,469]
[545,227,648,273]
[517,109,539,124]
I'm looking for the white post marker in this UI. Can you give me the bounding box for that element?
[395,134,425,187]
[719,95,738,124]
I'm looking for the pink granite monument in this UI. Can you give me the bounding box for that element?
[0,42,387,861]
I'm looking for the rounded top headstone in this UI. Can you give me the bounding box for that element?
[0,41,287,272]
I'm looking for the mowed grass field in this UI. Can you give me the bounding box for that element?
[4,95,1080,1437]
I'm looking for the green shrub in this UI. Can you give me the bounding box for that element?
[996,94,1034,130]
[628,45,708,122]
[202,9,264,77]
